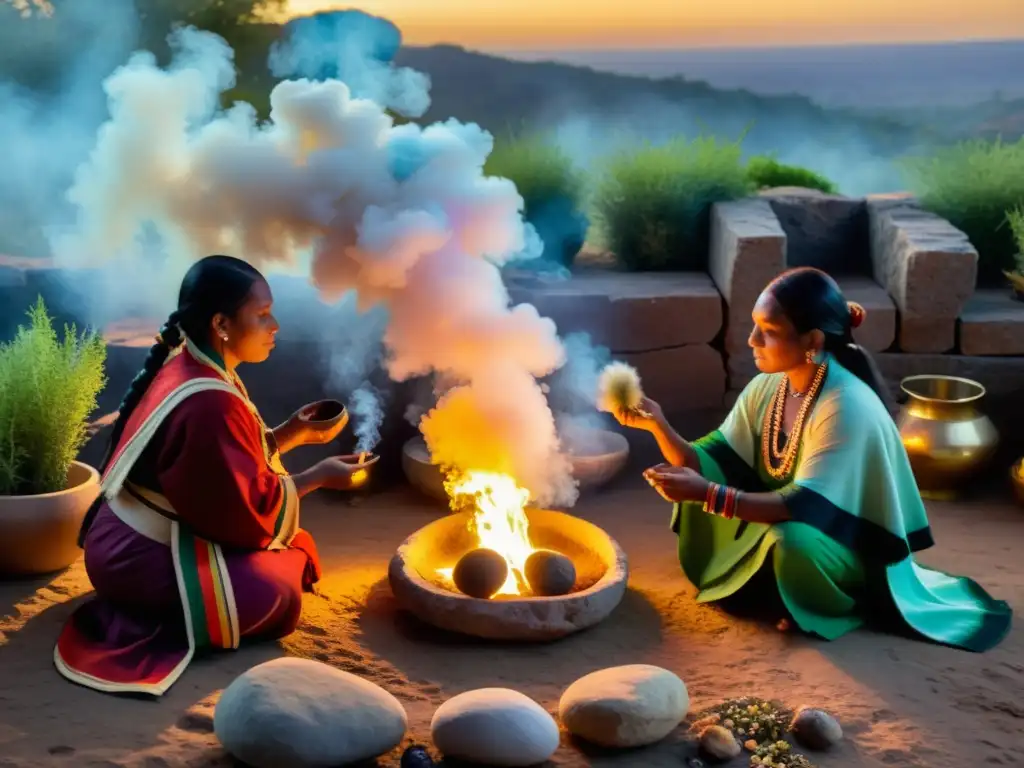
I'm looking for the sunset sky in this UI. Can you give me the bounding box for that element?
[279,0,1024,49]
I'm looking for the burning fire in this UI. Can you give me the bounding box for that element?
[437,470,536,596]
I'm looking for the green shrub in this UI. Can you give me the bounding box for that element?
[0,297,106,496]
[902,137,1024,281]
[486,134,585,205]
[746,155,838,194]
[1007,206,1024,271]
[593,136,752,271]
[485,134,588,268]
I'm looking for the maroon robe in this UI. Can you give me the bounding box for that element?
[54,342,321,696]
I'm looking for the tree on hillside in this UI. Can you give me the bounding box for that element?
[1,0,284,60]
[135,0,284,48]
[1,0,284,95]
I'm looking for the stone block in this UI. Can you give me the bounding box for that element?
[897,314,957,355]
[836,276,897,351]
[866,196,978,352]
[505,270,723,352]
[875,352,1024,400]
[760,188,871,275]
[709,199,787,352]
[959,289,1024,356]
[619,344,725,412]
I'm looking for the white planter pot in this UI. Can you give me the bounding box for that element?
[0,461,101,576]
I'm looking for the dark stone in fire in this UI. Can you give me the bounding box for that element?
[524,549,575,596]
[400,744,435,768]
[452,548,508,599]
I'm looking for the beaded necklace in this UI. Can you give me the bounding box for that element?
[760,360,829,481]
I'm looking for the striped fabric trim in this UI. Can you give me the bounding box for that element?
[102,378,240,498]
[173,524,240,651]
[268,475,300,551]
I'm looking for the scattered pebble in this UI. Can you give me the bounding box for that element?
[693,697,790,746]
[789,707,842,751]
[699,724,741,762]
[400,744,435,768]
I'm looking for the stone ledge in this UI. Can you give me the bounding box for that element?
[618,344,725,413]
[760,188,871,276]
[958,289,1024,357]
[709,199,787,354]
[506,270,723,352]
[875,352,1024,399]
[866,195,978,353]
[837,276,897,352]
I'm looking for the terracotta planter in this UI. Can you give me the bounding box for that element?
[0,461,101,576]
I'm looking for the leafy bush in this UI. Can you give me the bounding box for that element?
[746,155,838,194]
[593,136,753,271]
[902,137,1024,282]
[1007,206,1024,271]
[485,134,589,269]
[0,298,106,496]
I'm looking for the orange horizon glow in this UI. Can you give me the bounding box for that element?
[277,1,1024,50]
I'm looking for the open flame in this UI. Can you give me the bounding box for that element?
[437,470,536,596]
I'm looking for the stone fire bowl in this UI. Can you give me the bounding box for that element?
[401,428,630,502]
[387,508,629,641]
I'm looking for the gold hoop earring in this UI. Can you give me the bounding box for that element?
[805,349,816,365]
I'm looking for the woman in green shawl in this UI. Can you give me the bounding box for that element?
[618,267,1011,651]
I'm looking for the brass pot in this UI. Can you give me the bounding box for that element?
[897,375,999,500]
[1011,459,1024,507]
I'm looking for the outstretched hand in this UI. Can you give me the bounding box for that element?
[642,463,708,503]
[612,397,663,432]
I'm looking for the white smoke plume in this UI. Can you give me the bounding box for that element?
[268,10,430,119]
[55,17,580,506]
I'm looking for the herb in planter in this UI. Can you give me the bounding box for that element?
[0,297,106,496]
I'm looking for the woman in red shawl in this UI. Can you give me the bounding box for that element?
[55,255,373,696]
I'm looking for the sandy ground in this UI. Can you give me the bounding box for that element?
[1,474,1022,768]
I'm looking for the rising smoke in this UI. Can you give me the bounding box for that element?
[0,0,138,258]
[51,13,582,507]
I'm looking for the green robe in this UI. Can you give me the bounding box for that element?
[673,356,1011,651]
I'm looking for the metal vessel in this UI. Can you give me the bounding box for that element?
[897,375,999,499]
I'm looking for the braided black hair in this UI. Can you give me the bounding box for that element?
[77,255,264,546]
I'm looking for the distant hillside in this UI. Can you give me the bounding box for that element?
[392,44,930,156]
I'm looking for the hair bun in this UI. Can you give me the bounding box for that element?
[847,301,866,329]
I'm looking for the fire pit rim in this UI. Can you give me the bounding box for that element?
[387,507,630,640]
[392,508,628,603]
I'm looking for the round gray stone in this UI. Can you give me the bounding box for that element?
[431,688,560,766]
[790,706,843,751]
[214,657,408,768]
[559,664,689,748]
